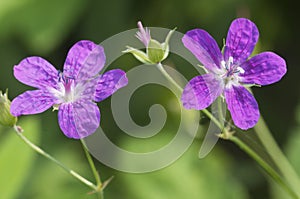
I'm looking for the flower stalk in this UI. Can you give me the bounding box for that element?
[225,134,299,199]
[156,63,223,130]
[13,125,102,194]
[80,139,103,198]
[254,117,300,197]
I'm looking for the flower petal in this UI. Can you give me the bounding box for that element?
[224,85,259,130]
[14,57,58,89]
[181,73,224,110]
[58,100,100,139]
[10,90,55,116]
[224,18,259,64]
[78,77,99,101]
[63,40,105,81]
[136,21,151,47]
[182,29,222,72]
[94,69,128,102]
[240,52,287,85]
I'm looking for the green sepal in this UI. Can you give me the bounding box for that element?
[0,90,17,127]
[147,39,165,64]
[221,38,226,53]
[161,28,176,60]
[123,46,151,64]
[243,83,262,88]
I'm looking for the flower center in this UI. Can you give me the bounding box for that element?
[220,56,244,86]
[58,72,76,102]
[49,71,84,104]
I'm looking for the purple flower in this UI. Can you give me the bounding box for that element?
[181,18,286,130]
[10,40,128,139]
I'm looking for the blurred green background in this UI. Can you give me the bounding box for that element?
[1,0,300,198]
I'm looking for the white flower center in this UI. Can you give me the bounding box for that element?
[219,56,244,87]
[49,72,85,104]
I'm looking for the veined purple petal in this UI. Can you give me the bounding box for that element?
[224,18,259,64]
[240,52,287,85]
[181,73,224,110]
[182,29,222,72]
[63,40,105,81]
[58,100,100,139]
[224,85,259,130]
[10,90,55,116]
[79,77,99,100]
[94,69,128,102]
[14,57,58,89]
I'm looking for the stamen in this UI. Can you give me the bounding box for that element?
[58,70,64,82]
[220,56,245,84]
[221,60,226,69]
[221,56,234,71]
[236,66,245,74]
[228,56,234,65]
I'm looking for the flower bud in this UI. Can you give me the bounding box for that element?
[0,90,17,127]
[123,21,175,64]
[147,39,165,63]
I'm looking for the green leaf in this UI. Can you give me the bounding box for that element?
[0,117,41,199]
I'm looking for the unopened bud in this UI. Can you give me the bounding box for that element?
[123,21,176,64]
[0,90,17,127]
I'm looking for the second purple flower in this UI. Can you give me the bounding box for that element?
[10,40,128,139]
[181,18,286,130]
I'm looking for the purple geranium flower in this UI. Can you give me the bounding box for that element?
[181,18,286,130]
[10,40,128,139]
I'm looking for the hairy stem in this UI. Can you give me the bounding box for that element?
[80,139,104,199]
[14,126,97,190]
[227,135,299,199]
[156,63,183,93]
[156,63,223,129]
[254,117,300,197]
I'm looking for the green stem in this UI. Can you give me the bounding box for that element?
[156,63,183,93]
[156,63,223,129]
[13,126,96,190]
[80,139,103,199]
[228,135,299,199]
[201,108,223,130]
[254,117,300,197]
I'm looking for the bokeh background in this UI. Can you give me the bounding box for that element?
[1,0,300,198]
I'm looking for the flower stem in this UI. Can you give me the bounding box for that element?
[226,134,299,199]
[156,63,183,93]
[13,125,97,190]
[254,117,300,197]
[156,63,223,129]
[80,139,103,199]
